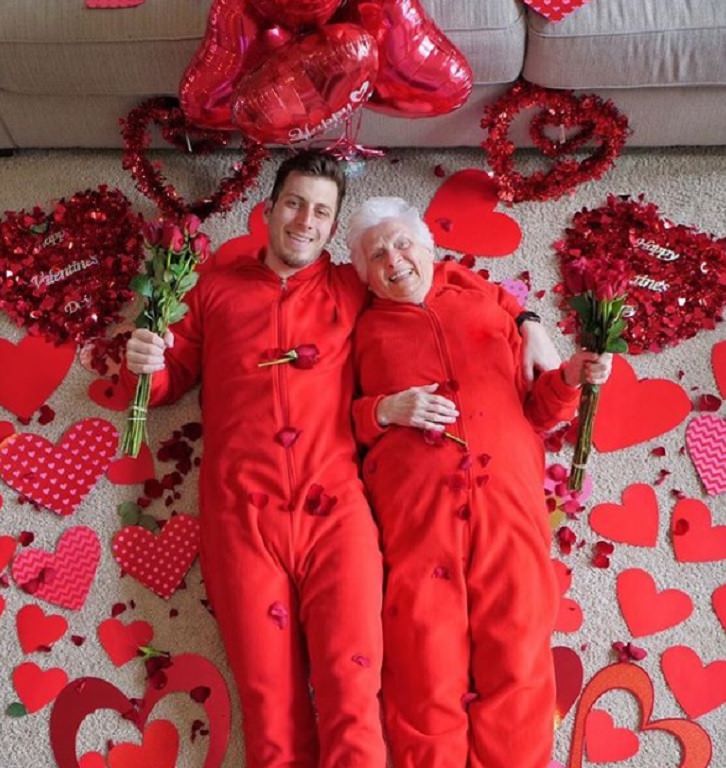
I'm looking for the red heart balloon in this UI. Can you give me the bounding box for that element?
[49,654,231,768]
[180,0,266,131]
[0,188,144,345]
[557,195,726,354]
[249,0,342,30]
[233,24,377,143]
[346,0,472,116]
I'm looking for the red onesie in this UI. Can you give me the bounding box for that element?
[123,249,386,768]
[353,261,579,768]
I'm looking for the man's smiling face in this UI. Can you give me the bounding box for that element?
[264,171,339,277]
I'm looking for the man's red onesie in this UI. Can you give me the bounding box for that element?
[125,250,386,768]
[352,262,580,768]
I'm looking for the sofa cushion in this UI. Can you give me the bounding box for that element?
[0,0,525,96]
[524,0,726,89]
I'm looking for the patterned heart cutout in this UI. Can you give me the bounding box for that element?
[11,526,101,611]
[0,418,118,516]
[0,187,143,344]
[111,515,200,599]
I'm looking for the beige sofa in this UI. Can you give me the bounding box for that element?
[0,0,724,149]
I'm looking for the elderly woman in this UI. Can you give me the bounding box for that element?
[347,197,611,768]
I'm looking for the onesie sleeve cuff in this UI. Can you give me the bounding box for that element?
[352,395,389,447]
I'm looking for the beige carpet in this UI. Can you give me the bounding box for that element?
[0,145,724,768]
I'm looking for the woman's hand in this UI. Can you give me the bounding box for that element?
[376,384,459,431]
[563,351,613,388]
[125,328,174,375]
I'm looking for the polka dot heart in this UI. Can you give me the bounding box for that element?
[111,515,200,600]
[523,0,591,23]
[0,418,118,516]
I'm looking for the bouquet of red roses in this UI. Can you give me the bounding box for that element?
[121,214,210,457]
[563,258,629,491]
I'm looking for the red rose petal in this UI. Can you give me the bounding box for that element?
[275,427,300,448]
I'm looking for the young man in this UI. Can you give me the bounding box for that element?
[124,152,386,767]
[124,152,561,767]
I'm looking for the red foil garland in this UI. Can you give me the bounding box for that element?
[556,194,726,354]
[121,96,267,220]
[0,186,144,345]
[481,81,630,204]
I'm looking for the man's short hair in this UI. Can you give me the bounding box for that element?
[270,150,347,219]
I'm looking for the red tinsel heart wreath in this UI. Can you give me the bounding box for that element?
[0,186,144,345]
[556,194,726,354]
[481,81,630,203]
[121,97,268,221]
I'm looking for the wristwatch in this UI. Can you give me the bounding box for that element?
[515,310,541,328]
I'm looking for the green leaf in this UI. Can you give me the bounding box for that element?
[6,702,27,718]
[605,337,628,354]
[138,514,160,532]
[167,302,189,325]
[177,272,199,293]
[130,274,154,298]
[118,501,142,527]
[29,222,50,235]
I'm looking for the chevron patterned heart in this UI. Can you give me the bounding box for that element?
[686,415,726,495]
[11,526,101,610]
[112,515,200,600]
[0,418,118,516]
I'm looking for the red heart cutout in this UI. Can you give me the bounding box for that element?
[713,340,726,397]
[616,568,693,638]
[589,484,659,547]
[0,594,5,620]
[567,662,712,768]
[111,515,200,599]
[0,420,14,443]
[11,526,101,611]
[87,378,132,411]
[0,335,74,420]
[50,653,231,768]
[712,585,726,632]
[199,202,267,275]
[106,443,155,486]
[13,661,69,713]
[671,497,726,563]
[553,646,583,728]
[233,25,378,144]
[423,170,522,258]
[661,646,726,719]
[552,560,583,633]
[108,719,178,768]
[0,418,118,516]
[558,195,726,354]
[79,755,107,768]
[346,0,472,117]
[97,618,154,667]
[585,708,639,763]
[593,355,691,452]
[524,0,591,23]
[0,534,17,571]
[16,604,69,653]
[0,189,143,345]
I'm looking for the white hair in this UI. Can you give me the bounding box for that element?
[346,197,435,282]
